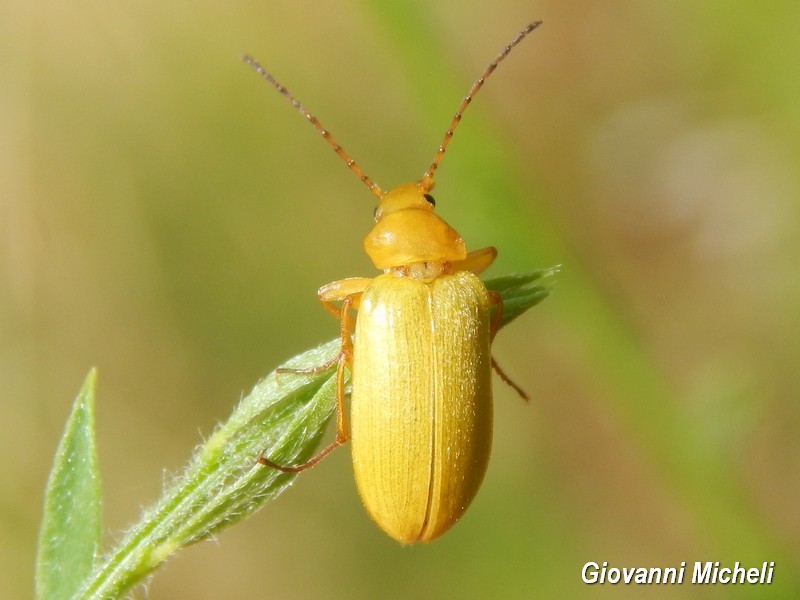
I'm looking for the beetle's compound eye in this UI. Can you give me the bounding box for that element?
[423,194,436,207]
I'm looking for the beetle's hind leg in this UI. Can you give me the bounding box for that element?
[259,330,352,472]
[490,356,529,400]
[487,290,529,401]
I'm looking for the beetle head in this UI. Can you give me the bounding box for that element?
[364,182,467,270]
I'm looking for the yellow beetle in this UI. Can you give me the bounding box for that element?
[247,20,541,543]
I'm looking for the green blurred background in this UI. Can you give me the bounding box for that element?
[3,1,799,598]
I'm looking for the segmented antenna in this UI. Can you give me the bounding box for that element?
[243,55,384,199]
[420,20,543,191]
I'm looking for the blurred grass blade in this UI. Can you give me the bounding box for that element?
[36,369,102,600]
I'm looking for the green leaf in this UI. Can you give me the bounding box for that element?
[74,340,341,599]
[485,267,559,327]
[36,369,102,600]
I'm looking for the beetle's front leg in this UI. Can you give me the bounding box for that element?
[274,277,373,376]
[453,246,497,275]
[317,277,373,369]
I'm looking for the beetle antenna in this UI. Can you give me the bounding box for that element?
[420,20,542,191]
[243,55,384,199]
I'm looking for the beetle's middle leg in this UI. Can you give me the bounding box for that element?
[274,276,372,377]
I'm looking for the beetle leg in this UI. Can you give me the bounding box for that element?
[275,277,372,376]
[319,276,373,310]
[490,356,529,401]
[319,277,373,372]
[488,290,503,343]
[331,299,353,443]
[452,246,497,275]
[260,286,368,472]
[276,353,339,376]
[487,290,529,401]
[259,297,354,472]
